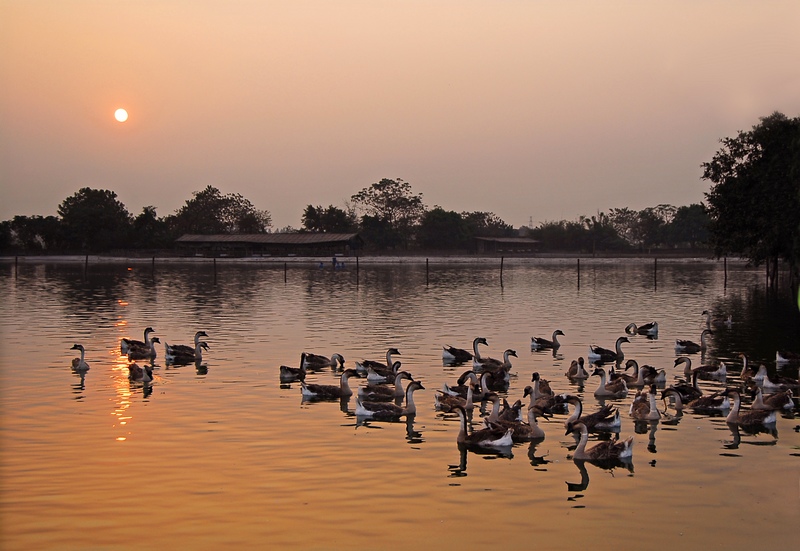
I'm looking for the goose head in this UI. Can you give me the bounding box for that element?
[70,344,85,353]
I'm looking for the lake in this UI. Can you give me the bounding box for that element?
[1,257,798,550]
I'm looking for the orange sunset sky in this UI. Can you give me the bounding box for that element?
[2,1,799,229]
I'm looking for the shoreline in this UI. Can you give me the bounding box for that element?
[0,253,742,266]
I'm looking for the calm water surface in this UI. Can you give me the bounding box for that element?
[1,259,798,550]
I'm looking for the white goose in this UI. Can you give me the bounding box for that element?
[69,344,90,371]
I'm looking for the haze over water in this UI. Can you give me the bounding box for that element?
[1,258,798,549]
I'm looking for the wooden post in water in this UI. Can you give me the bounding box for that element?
[577,258,580,289]
[213,257,217,284]
[14,256,18,278]
[500,256,504,287]
[426,258,429,286]
[724,256,728,289]
[151,256,156,277]
[284,262,288,283]
[356,255,359,286]
[653,258,658,289]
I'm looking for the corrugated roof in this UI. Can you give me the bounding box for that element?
[175,233,361,245]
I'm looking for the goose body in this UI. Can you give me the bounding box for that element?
[619,359,666,387]
[435,382,475,412]
[366,360,402,384]
[69,344,90,371]
[359,371,414,401]
[166,341,209,365]
[776,350,800,364]
[443,338,483,363]
[355,380,425,420]
[566,422,633,462]
[703,310,732,330]
[453,405,514,449]
[667,370,703,403]
[485,407,545,442]
[127,336,160,361]
[165,331,208,357]
[751,388,794,411]
[749,365,800,391]
[120,327,155,355]
[566,357,589,380]
[561,394,621,431]
[128,362,153,383]
[674,356,725,380]
[675,329,712,354]
[442,371,479,398]
[723,389,777,427]
[592,368,628,399]
[301,369,359,399]
[625,321,658,336]
[279,352,308,382]
[303,352,345,370]
[588,337,629,363]
[474,347,517,374]
[661,388,728,412]
[355,347,400,375]
[531,329,565,350]
[629,386,661,421]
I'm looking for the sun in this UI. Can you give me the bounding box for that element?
[114,108,129,122]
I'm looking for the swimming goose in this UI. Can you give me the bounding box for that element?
[360,371,414,402]
[366,360,403,384]
[750,365,800,391]
[474,347,517,374]
[625,322,659,337]
[565,422,633,462]
[592,367,628,399]
[279,352,308,382]
[751,388,794,411]
[588,337,629,363]
[120,327,155,355]
[566,357,589,380]
[531,330,565,351]
[69,344,90,371]
[629,385,661,421]
[660,387,729,412]
[674,329,712,354]
[127,362,153,383]
[435,381,475,412]
[609,362,642,386]
[303,352,345,370]
[776,350,800,364]
[127,336,160,361]
[722,389,777,427]
[166,341,209,365]
[703,310,732,330]
[443,338,483,364]
[441,370,479,397]
[301,369,359,399]
[164,331,208,357]
[524,376,566,415]
[667,370,703,403]
[617,359,666,387]
[485,405,545,442]
[529,372,554,400]
[355,380,425,420]
[561,394,620,431]
[355,347,400,375]
[674,356,726,380]
[453,405,514,449]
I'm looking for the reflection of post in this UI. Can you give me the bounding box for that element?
[500,256,504,287]
[577,258,580,289]
[356,255,359,286]
[724,256,728,288]
[653,258,658,290]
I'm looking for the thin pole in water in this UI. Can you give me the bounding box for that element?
[500,256,504,287]
[426,258,429,286]
[654,258,658,289]
[14,256,18,278]
[356,255,359,287]
[724,256,728,289]
[284,262,288,283]
[213,257,217,284]
[577,258,580,289]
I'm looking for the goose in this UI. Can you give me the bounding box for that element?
[751,388,794,411]
[524,377,566,416]
[639,364,667,385]
[565,422,633,462]
[453,405,514,449]
[776,350,800,364]
[660,387,729,412]
[441,370,479,398]
[617,359,666,387]
[435,381,475,412]
[531,330,565,351]
[561,394,620,431]
[127,336,160,361]
[752,365,800,392]
[625,321,658,337]
[609,363,642,386]
[629,385,661,421]
[566,357,589,380]
[474,347,517,375]
[120,327,155,355]
[303,352,345,370]
[128,362,153,383]
[722,389,777,427]
[674,356,726,380]
[703,310,732,330]
[443,337,483,363]
[675,329,712,354]
[355,380,425,420]
[69,344,90,371]
[588,336,629,363]
[666,370,703,403]
[366,360,402,384]
[485,393,522,424]
[355,347,400,375]
[360,371,414,402]
[529,372,554,400]
[166,341,209,365]
[484,405,545,442]
[279,352,308,382]
[301,369,359,399]
[164,331,208,357]
[592,367,628,399]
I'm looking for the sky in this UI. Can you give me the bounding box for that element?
[2,1,799,230]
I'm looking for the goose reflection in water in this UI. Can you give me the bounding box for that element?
[448,441,514,478]
[565,457,634,495]
[632,419,660,454]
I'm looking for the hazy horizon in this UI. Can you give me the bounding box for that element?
[2,1,799,229]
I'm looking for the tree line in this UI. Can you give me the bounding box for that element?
[2,112,797,290]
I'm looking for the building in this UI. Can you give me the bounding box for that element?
[174,233,363,257]
[473,237,540,254]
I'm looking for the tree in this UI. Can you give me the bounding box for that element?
[417,207,470,250]
[9,215,63,251]
[132,206,171,249]
[351,178,425,249]
[581,211,629,253]
[461,211,515,238]
[665,203,709,248]
[702,112,800,289]
[57,188,132,251]
[172,186,272,235]
[301,204,358,233]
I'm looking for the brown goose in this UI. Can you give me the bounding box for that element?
[279,353,308,382]
[588,336,629,363]
[453,405,514,449]
[675,329,712,354]
[165,330,208,358]
[300,369,359,399]
[723,389,777,427]
[443,337,484,364]
[751,388,794,411]
[355,380,425,420]
[303,352,345,370]
[566,357,589,380]
[360,370,414,402]
[625,321,658,336]
[674,356,726,380]
[128,336,161,361]
[592,367,628,399]
[120,326,154,355]
[531,329,565,350]
[629,385,661,421]
[565,422,633,462]
[661,387,729,412]
[561,394,620,431]
[435,381,475,412]
[355,347,400,375]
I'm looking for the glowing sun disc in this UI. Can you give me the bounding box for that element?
[114,108,129,122]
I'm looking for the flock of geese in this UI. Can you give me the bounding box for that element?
[69,308,798,468]
[271,309,798,467]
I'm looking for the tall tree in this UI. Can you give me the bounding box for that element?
[301,204,358,233]
[461,211,515,238]
[702,112,800,289]
[57,188,132,251]
[417,207,470,250]
[132,206,171,249]
[351,178,425,249]
[172,186,272,235]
